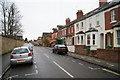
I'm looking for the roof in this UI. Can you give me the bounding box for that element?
[42,32,51,38]
[14,46,29,50]
[112,21,120,28]
[63,1,120,28]
[76,31,85,34]
[85,28,98,33]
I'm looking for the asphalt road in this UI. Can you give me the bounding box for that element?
[2,46,120,79]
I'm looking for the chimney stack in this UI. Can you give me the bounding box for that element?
[99,0,107,7]
[76,10,83,19]
[66,18,70,24]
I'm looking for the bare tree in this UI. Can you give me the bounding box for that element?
[0,0,23,37]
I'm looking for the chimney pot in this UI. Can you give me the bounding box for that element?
[66,18,70,24]
[76,10,83,19]
[99,0,107,7]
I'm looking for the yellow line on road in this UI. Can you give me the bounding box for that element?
[102,68,120,76]
[53,61,74,78]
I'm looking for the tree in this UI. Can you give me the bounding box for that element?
[42,37,50,46]
[0,0,23,36]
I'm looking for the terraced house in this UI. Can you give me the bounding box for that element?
[49,0,120,61]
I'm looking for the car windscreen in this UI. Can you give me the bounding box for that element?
[12,48,29,54]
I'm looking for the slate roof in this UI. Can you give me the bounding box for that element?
[62,1,120,28]
[112,21,120,28]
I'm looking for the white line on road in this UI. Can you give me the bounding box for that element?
[44,54,49,58]
[72,60,76,63]
[34,62,36,64]
[35,65,37,69]
[78,63,84,66]
[53,61,74,78]
[7,75,19,79]
[36,70,38,74]
[88,67,94,70]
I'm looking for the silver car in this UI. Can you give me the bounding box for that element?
[10,47,33,65]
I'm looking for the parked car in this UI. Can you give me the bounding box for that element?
[52,44,68,55]
[23,43,33,52]
[10,46,33,66]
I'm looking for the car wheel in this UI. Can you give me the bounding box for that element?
[53,50,54,53]
[30,61,33,65]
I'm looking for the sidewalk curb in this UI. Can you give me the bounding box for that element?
[1,65,11,79]
[68,54,120,74]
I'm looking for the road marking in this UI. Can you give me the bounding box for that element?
[102,68,120,76]
[6,75,18,80]
[106,63,114,67]
[25,70,38,76]
[2,65,11,77]
[34,62,36,64]
[53,61,74,78]
[78,63,84,66]
[88,67,94,70]
[36,70,38,74]
[44,54,49,58]
[35,65,37,69]
[72,60,76,63]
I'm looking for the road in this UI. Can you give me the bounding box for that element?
[3,46,119,79]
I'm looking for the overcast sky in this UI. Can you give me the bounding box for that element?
[11,0,112,40]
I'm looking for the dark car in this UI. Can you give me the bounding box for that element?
[52,45,68,55]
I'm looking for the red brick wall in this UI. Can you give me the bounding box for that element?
[105,7,119,30]
[75,45,88,54]
[97,49,120,62]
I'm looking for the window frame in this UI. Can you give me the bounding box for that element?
[111,9,116,22]
[117,30,120,46]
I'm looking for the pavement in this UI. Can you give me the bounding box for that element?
[47,47,120,74]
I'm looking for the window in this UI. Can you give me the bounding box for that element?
[69,37,71,45]
[96,14,100,26]
[80,22,83,28]
[71,26,73,33]
[93,34,95,45]
[111,9,116,22]
[87,34,90,45]
[81,36,83,45]
[68,27,70,33]
[117,30,120,45]
[77,36,79,44]
[76,23,79,31]
[89,23,92,28]
[65,29,66,35]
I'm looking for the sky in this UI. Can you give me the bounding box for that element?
[10,0,112,41]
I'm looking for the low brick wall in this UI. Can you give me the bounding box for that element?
[97,49,120,62]
[2,36,24,54]
[75,45,88,54]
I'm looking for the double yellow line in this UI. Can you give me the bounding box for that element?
[102,68,120,76]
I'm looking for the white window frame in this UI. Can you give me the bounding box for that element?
[76,23,79,31]
[77,36,79,45]
[80,22,83,29]
[96,14,100,26]
[117,30,120,46]
[87,34,90,45]
[69,37,71,45]
[111,9,116,22]
[68,27,70,34]
[92,34,95,45]
[71,26,73,33]
[81,35,83,45]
